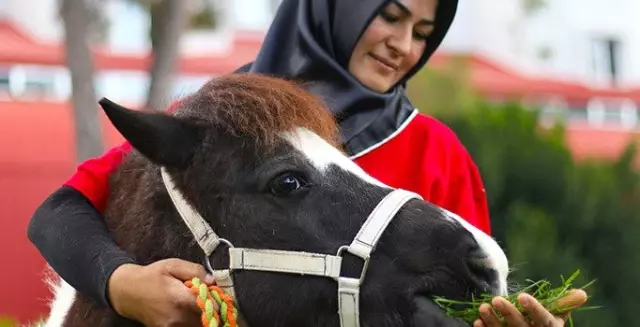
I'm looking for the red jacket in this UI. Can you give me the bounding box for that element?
[65,110,492,236]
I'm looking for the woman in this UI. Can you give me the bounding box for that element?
[27,0,586,326]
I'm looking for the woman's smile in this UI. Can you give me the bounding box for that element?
[369,53,399,73]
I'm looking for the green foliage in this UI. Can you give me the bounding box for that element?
[188,1,218,30]
[435,270,599,325]
[0,317,16,327]
[124,0,218,48]
[523,0,548,16]
[1,315,46,327]
[408,65,640,326]
[406,55,479,119]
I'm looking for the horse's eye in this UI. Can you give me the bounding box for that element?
[269,172,309,196]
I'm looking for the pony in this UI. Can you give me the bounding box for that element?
[43,73,509,327]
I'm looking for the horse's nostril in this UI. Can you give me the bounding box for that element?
[466,257,498,293]
[462,244,496,290]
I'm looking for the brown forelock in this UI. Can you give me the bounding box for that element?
[177,73,342,151]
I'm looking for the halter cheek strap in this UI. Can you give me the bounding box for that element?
[160,167,422,327]
[336,189,421,327]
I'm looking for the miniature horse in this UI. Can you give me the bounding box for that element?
[43,74,509,327]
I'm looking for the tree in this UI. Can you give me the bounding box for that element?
[127,0,215,111]
[59,0,104,163]
[522,0,547,16]
[144,0,190,111]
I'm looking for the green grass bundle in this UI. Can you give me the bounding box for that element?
[434,270,599,326]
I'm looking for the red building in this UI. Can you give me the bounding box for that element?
[0,19,638,325]
[0,20,263,324]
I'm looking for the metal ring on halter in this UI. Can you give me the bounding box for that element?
[336,245,370,285]
[204,238,235,275]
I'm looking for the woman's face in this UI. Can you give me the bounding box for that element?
[348,0,438,93]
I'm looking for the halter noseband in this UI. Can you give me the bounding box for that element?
[161,167,422,327]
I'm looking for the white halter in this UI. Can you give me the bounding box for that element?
[160,167,422,327]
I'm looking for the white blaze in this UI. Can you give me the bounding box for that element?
[282,128,390,189]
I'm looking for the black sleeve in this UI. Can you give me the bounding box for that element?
[27,185,136,309]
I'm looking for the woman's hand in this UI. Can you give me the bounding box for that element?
[107,258,215,327]
[473,289,588,327]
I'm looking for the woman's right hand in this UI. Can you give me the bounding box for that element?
[107,258,215,327]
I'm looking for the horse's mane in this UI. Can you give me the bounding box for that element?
[175,73,342,150]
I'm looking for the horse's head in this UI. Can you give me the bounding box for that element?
[100,74,508,327]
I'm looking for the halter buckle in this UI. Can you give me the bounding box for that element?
[336,245,370,285]
[204,238,235,275]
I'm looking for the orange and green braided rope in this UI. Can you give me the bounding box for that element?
[185,277,238,327]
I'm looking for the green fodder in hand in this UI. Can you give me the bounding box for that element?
[433,270,600,326]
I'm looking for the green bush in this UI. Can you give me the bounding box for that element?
[0,317,16,327]
[408,66,640,326]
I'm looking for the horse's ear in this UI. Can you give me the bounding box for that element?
[99,97,203,168]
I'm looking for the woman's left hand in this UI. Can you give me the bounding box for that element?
[473,289,588,327]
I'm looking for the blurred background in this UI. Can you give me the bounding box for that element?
[0,0,638,326]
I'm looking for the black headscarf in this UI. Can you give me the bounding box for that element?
[238,0,458,156]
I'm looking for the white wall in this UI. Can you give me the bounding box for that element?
[523,0,640,87]
[104,0,150,53]
[230,0,280,31]
[441,0,527,72]
[441,0,640,88]
[441,0,478,53]
[2,0,62,42]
